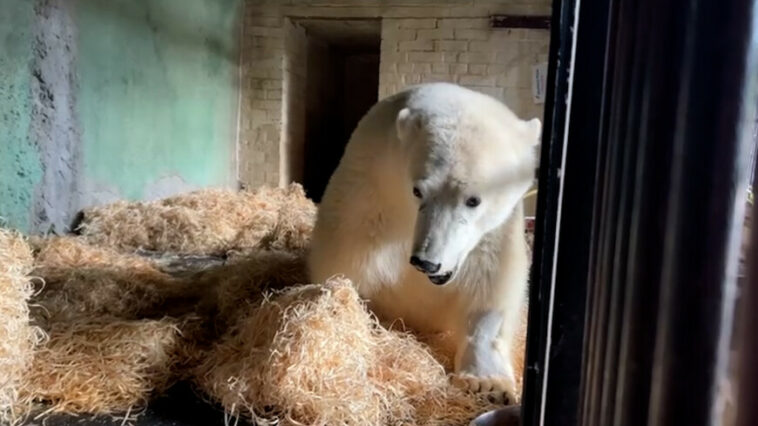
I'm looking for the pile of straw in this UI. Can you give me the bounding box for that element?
[0,230,44,425]
[199,249,308,327]
[0,183,533,424]
[19,318,186,417]
[12,236,211,419]
[194,279,498,426]
[29,236,212,325]
[76,183,316,256]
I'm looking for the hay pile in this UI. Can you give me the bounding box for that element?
[7,235,210,420]
[194,279,498,426]
[76,183,316,256]
[0,230,44,425]
[28,236,209,324]
[199,249,308,327]
[0,184,532,424]
[20,319,185,417]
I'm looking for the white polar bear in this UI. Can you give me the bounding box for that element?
[308,82,540,404]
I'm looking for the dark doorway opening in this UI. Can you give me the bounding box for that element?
[299,19,381,202]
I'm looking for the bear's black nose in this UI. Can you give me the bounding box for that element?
[410,256,441,274]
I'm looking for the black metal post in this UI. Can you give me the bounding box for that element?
[520,0,574,422]
[523,0,758,424]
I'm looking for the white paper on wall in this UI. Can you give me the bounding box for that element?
[532,62,548,104]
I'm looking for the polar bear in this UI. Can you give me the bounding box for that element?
[308,82,540,404]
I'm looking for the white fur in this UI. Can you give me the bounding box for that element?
[308,83,539,403]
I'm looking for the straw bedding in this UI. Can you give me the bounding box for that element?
[75,183,316,256]
[0,185,533,424]
[1,235,209,421]
[194,279,499,426]
[19,318,186,417]
[28,236,209,325]
[0,230,45,425]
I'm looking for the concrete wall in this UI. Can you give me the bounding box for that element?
[0,0,242,234]
[239,0,551,190]
[0,1,43,232]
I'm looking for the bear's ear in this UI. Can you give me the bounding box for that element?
[524,117,542,145]
[396,107,420,141]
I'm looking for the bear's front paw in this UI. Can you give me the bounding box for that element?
[451,373,521,405]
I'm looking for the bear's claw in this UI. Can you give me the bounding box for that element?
[451,373,521,406]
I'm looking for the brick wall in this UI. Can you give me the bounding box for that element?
[238,11,285,188]
[380,19,549,122]
[239,0,551,190]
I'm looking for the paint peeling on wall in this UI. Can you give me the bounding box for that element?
[30,0,82,234]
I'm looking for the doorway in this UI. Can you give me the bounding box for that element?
[297,19,381,202]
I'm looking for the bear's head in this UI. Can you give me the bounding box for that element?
[396,86,540,285]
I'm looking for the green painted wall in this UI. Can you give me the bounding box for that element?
[0,0,43,231]
[76,0,240,200]
[0,0,241,233]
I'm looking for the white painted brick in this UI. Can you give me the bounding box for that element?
[435,40,468,51]
[450,63,468,74]
[261,79,281,90]
[417,28,454,40]
[251,88,266,100]
[252,36,283,49]
[438,18,488,29]
[454,29,489,40]
[248,26,283,37]
[382,73,402,84]
[382,52,408,64]
[408,51,445,62]
[442,52,459,62]
[240,1,550,192]
[459,75,497,86]
[382,19,402,30]
[398,62,414,73]
[246,67,280,79]
[404,74,422,84]
[495,49,519,64]
[497,65,532,89]
[379,61,397,73]
[267,106,282,119]
[256,100,280,111]
[399,39,434,51]
[476,87,504,99]
[486,64,507,75]
[412,63,432,73]
[432,63,449,73]
[382,29,417,42]
[469,40,498,52]
[422,74,454,83]
[458,52,492,64]
[380,39,398,53]
[400,19,437,29]
[469,64,487,75]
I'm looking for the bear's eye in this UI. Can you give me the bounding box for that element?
[413,187,422,199]
[465,196,481,208]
